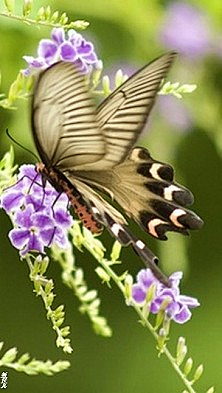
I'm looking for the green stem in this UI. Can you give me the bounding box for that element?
[0,10,55,27]
[25,255,72,353]
[0,11,86,29]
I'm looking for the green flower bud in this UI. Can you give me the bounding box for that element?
[23,0,32,16]
[102,76,111,96]
[183,357,193,376]
[193,364,204,381]
[4,0,14,13]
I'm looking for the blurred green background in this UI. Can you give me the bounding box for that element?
[0,0,222,392]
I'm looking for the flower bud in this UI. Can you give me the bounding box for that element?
[44,5,51,19]
[183,357,193,376]
[51,11,59,23]
[4,0,14,13]
[23,0,32,16]
[59,12,68,25]
[206,387,215,393]
[115,69,124,88]
[193,364,204,381]
[102,76,111,96]
[110,240,122,261]
[124,274,133,300]
[36,6,45,21]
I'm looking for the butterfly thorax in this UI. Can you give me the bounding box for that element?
[36,162,103,233]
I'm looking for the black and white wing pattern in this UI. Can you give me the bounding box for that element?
[31,53,203,286]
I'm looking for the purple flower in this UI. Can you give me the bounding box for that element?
[132,269,199,324]
[158,2,213,59]
[23,27,99,75]
[9,204,54,256]
[1,164,72,256]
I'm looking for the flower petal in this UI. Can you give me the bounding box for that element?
[77,40,93,55]
[132,284,146,303]
[59,42,77,61]
[137,268,157,290]
[74,58,89,74]
[18,164,40,181]
[24,233,44,255]
[9,228,29,248]
[40,228,55,245]
[14,205,34,228]
[68,29,82,46]
[174,305,192,324]
[54,228,69,248]
[178,295,200,308]
[23,56,45,68]
[1,192,24,212]
[33,212,54,228]
[54,208,72,227]
[51,27,65,45]
[81,51,98,63]
[37,39,58,61]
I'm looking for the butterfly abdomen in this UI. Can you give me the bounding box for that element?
[66,191,103,233]
[36,164,103,233]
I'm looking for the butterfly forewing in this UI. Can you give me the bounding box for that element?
[96,52,177,167]
[32,62,105,170]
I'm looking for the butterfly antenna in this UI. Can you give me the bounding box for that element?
[6,128,39,161]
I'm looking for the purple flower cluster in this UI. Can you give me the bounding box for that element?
[132,269,199,324]
[158,2,212,59]
[23,27,99,75]
[0,165,72,256]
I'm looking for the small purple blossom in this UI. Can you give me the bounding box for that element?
[23,27,99,75]
[158,2,213,59]
[0,164,72,256]
[132,269,199,324]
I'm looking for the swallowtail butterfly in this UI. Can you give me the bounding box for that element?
[32,52,203,286]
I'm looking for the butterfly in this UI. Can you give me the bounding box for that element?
[31,52,203,286]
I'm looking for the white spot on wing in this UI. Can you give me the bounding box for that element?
[135,240,145,250]
[149,163,162,180]
[169,208,185,227]
[164,185,181,201]
[130,148,141,162]
[92,206,100,215]
[110,223,123,237]
[148,218,166,238]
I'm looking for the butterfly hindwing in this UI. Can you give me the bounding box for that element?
[102,211,170,286]
[72,144,203,241]
[110,147,203,240]
[64,179,170,286]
